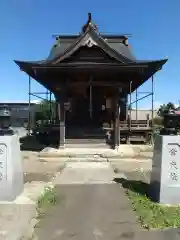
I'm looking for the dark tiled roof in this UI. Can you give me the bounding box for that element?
[45,26,135,64]
[46,35,135,62]
[107,41,136,61]
[47,39,76,61]
[14,13,168,92]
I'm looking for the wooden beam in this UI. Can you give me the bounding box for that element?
[57,102,65,149]
[65,81,129,88]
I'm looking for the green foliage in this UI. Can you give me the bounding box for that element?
[35,100,56,121]
[125,181,180,229]
[152,116,163,126]
[157,102,176,117]
[37,187,57,218]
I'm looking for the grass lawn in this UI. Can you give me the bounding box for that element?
[122,179,180,229]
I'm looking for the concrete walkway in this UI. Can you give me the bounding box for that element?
[53,162,115,184]
[35,162,180,240]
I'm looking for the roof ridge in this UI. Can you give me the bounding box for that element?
[48,25,135,64]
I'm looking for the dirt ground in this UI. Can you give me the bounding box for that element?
[21,151,66,183]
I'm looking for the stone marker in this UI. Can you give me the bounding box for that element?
[0,134,23,201]
[150,135,180,205]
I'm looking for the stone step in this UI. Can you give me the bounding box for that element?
[38,156,108,162]
[65,143,110,149]
[68,157,108,162]
[38,151,152,159]
[65,139,107,144]
[37,155,152,167]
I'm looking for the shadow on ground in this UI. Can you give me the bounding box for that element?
[114,177,149,196]
[20,136,45,151]
[19,136,59,151]
[20,135,59,151]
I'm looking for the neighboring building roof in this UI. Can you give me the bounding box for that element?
[0,100,39,105]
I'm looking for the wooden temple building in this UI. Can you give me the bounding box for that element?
[15,13,168,148]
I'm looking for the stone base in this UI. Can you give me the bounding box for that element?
[150,135,180,205]
[0,135,23,201]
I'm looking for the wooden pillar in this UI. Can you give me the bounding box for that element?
[55,101,59,123]
[113,96,120,149]
[55,91,66,149]
[58,102,65,148]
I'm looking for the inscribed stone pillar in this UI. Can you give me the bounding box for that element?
[150,135,180,205]
[0,134,23,201]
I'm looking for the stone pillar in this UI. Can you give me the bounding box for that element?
[0,135,23,201]
[150,135,180,204]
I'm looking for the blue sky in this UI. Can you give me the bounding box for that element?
[0,0,179,109]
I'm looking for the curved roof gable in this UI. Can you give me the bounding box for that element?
[52,30,135,64]
[48,14,136,65]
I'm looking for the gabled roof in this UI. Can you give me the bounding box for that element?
[51,31,134,64]
[46,14,136,63]
[14,13,168,93]
[47,36,136,62]
[45,14,135,65]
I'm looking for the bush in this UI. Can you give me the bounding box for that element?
[152,117,163,126]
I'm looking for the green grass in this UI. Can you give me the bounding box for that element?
[37,187,58,218]
[123,180,180,229]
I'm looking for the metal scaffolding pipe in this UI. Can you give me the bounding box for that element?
[29,92,51,95]
[46,89,49,101]
[28,76,31,135]
[135,89,138,121]
[152,75,154,126]
[137,91,151,94]
[30,93,47,101]
[129,81,132,130]
[130,93,152,105]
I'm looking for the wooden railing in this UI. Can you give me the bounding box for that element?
[103,118,153,144]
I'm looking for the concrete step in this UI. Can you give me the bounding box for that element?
[38,150,152,159]
[65,143,110,149]
[65,139,107,144]
[38,156,108,162]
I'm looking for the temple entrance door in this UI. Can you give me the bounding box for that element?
[87,86,105,128]
[72,96,91,127]
[67,86,105,129]
[66,85,108,141]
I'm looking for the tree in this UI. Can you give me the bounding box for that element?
[157,102,176,117]
[35,100,56,121]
